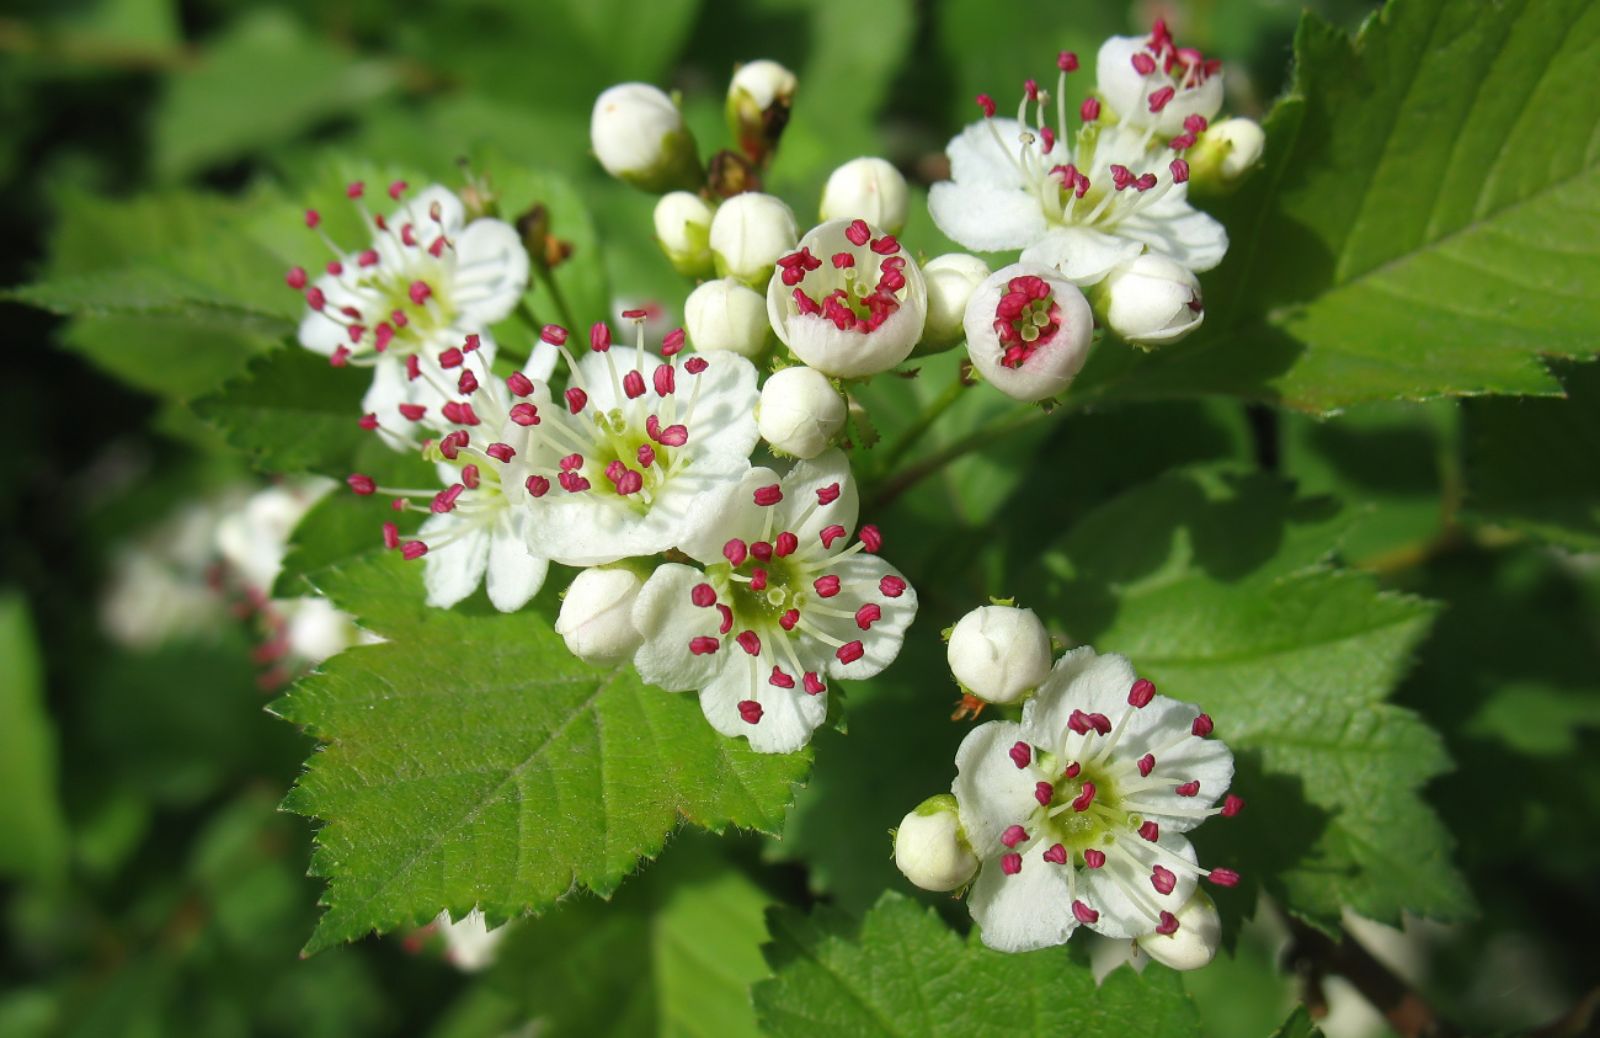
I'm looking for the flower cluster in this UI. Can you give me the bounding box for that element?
[896,604,1241,967]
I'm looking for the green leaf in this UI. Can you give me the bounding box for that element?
[1027,468,1471,930]
[1463,360,1600,550]
[0,592,69,882]
[481,836,770,1037]
[488,163,611,332]
[1076,0,1600,414]
[275,553,810,954]
[272,488,420,599]
[754,893,1204,1037]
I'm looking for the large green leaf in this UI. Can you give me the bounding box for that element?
[0,593,68,881]
[275,554,810,954]
[1026,469,1470,930]
[753,893,1204,1038]
[1075,0,1600,414]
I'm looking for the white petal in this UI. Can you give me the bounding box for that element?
[451,218,530,326]
[951,720,1038,851]
[809,556,917,682]
[675,467,778,565]
[1082,832,1199,939]
[396,185,467,238]
[525,338,559,383]
[631,563,727,691]
[484,511,546,612]
[1118,207,1228,273]
[420,515,491,608]
[779,450,860,547]
[784,302,923,379]
[1124,729,1235,834]
[697,650,826,754]
[1023,646,1139,754]
[969,842,1079,953]
[361,356,417,429]
[928,182,1048,253]
[295,268,367,355]
[1020,227,1145,287]
[946,119,1035,190]
[677,350,761,461]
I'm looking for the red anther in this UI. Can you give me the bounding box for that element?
[614,468,643,495]
[1138,753,1156,777]
[486,442,515,463]
[691,583,717,607]
[683,357,708,375]
[1009,741,1032,768]
[1192,713,1214,737]
[749,568,768,591]
[1087,712,1112,735]
[347,473,376,495]
[428,236,447,258]
[814,574,841,598]
[1222,794,1245,817]
[976,93,997,117]
[1001,853,1023,876]
[652,364,676,398]
[1034,781,1054,806]
[358,412,379,431]
[391,309,408,327]
[769,531,795,557]
[507,371,535,396]
[565,387,588,414]
[836,640,865,664]
[879,575,907,598]
[1058,51,1079,72]
[1148,85,1176,112]
[1175,780,1201,797]
[736,630,762,656]
[589,322,611,352]
[510,402,540,426]
[541,324,569,346]
[1080,97,1102,123]
[1063,762,1080,779]
[737,700,763,724]
[373,323,394,351]
[525,474,550,497]
[1156,911,1179,935]
[1129,678,1156,707]
[1139,820,1160,842]
[401,223,418,246]
[750,540,773,562]
[400,540,428,560]
[753,484,783,506]
[781,265,806,287]
[855,603,881,630]
[1132,52,1157,75]
[462,333,481,353]
[388,179,408,199]
[717,604,733,634]
[1024,78,1039,101]
[461,464,480,489]
[724,539,748,567]
[399,403,427,421]
[1001,824,1027,848]
[830,251,855,270]
[1067,709,1092,735]
[305,286,326,311]
[558,471,591,493]
[770,666,796,689]
[457,370,479,394]
[689,636,720,655]
[408,280,432,304]
[1135,172,1158,191]
[869,235,901,256]
[1042,843,1068,865]
[1188,293,1204,313]
[346,181,365,198]
[845,219,872,246]
[1184,114,1209,134]
[1150,865,1177,895]
[1083,848,1106,869]
[858,525,882,552]
[357,248,379,268]
[820,524,847,549]
[637,444,656,468]
[779,609,800,631]
[656,424,688,447]
[285,267,307,289]
[661,328,686,356]
[1110,165,1135,190]
[1072,900,1099,924]
[382,522,400,549]
[1071,782,1097,812]
[1208,868,1240,887]
[346,324,364,344]
[817,482,842,505]
[1040,126,1056,151]
[621,307,649,320]
[559,453,583,472]
[804,671,826,695]
[431,484,465,513]
[622,370,646,399]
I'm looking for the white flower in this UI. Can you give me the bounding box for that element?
[1135,889,1221,971]
[757,366,846,459]
[279,596,364,665]
[948,646,1240,953]
[1095,22,1224,136]
[1188,117,1265,188]
[290,182,530,430]
[895,794,980,892]
[963,263,1094,402]
[685,277,772,357]
[653,191,715,277]
[927,62,1226,287]
[710,192,798,286]
[727,59,797,163]
[820,157,909,235]
[432,909,510,973]
[556,566,645,664]
[630,450,917,753]
[920,253,990,351]
[947,603,1053,705]
[590,83,702,192]
[500,322,761,567]
[1093,253,1204,347]
[214,479,334,593]
[766,219,927,379]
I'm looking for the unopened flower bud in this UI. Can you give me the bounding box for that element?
[653,192,714,277]
[710,192,798,286]
[1187,117,1265,192]
[894,794,979,892]
[556,567,645,664]
[757,366,845,458]
[1136,890,1221,971]
[963,262,1093,402]
[1092,254,1204,347]
[946,604,1052,705]
[917,253,990,354]
[685,277,771,357]
[590,83,702,193]
[820,157,909,235]
[726,59,797,165]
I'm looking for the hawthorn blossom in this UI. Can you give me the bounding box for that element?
[927,47,1226,287]
[946,646,1240,953]
[765,219,927,379]
[500,319,761,567]
[288,182,529,428]
[1096,22,1224,136]
[630,450,917,753]
[345,336,552,612]
[962,263,1094,402]
[431,909,510,972]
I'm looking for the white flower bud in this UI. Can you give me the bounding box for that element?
[653,192,714,277]
[757,366,845,459]
[590,83,701,192]
[282,597,358,665]
[1093,253,1204,347]
[946,604,1052,705]
[766,218,927,379]
[819,157,909,235]
[556,567,645,664]
[709,192,798,286]
[1096,34,1224,136]
[1188,117,1266,190]
[433,909,509,973]
[918,253,990,353]
[726,60,797,164]
[1136,890,1221,971]
[962,262,1094,402]
[685,277,772,357]
[894,795,979,892]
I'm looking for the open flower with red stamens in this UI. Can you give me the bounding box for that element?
[501,321,761,566]
[290,183,530,428]
[629,450,917,753]
[934,646,1238,953]
[928,44,1226,287]
[765,219,927,379]
[1096,21,1225,136]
